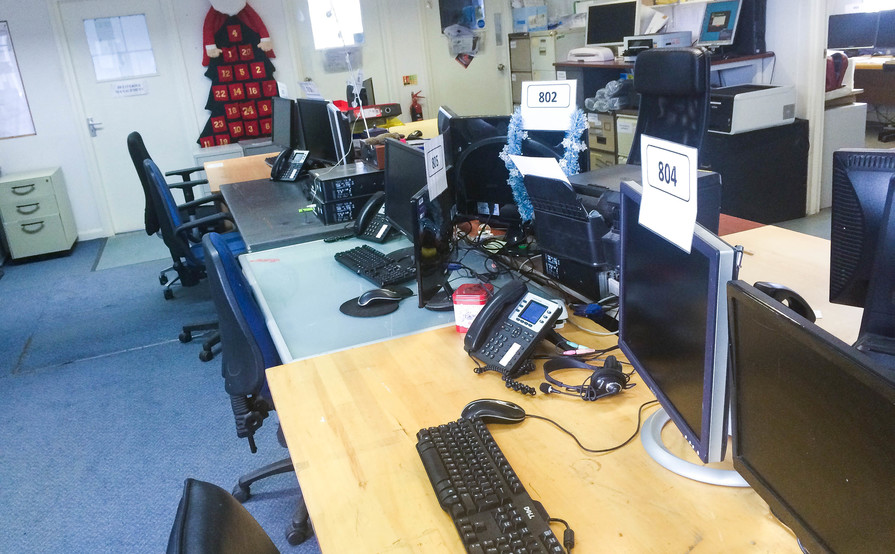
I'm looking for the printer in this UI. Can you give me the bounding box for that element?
[709,84,796,135]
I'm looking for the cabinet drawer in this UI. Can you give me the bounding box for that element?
[0,194,59,223]
[0,176,54,204]
[3,214,74,259]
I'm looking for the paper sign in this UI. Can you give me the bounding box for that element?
[298,81,322,100]
[520,80,577,131]
[638,134,698,253]
[425,134,448,200]
[508,154,569,184]
[112,80,147,97]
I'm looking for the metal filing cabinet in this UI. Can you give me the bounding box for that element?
[0,167,77,259]
[508,29,585,105]
[508,33,532,105]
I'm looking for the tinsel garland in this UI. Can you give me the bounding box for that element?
[499,107,589,221]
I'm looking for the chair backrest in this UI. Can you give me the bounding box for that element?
[203,232,280,400]
[166,478,279,554]
[627,47,710,165]
[126,131,161,236]
[143,158,200,266]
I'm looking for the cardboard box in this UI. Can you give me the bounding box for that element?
[512,6,548,33]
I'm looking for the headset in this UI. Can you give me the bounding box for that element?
[540,355,631,401]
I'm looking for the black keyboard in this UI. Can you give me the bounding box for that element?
[416,418,566,554]
[333,244,416,287]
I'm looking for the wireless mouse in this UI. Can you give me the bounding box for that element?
[460,398,527,424]
[357,286,412,307]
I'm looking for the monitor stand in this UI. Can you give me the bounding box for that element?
[640,408,749,488]
[425,282,454,312]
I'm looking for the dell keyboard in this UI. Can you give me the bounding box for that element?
[333,244,416,287]
[416,417,566,553]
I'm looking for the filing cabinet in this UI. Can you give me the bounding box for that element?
[508,29,585,105]
[0,167,77,259]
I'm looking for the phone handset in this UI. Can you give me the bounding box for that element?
[464,281,563,376]
[270,148,310,182]
[354,191,393,243]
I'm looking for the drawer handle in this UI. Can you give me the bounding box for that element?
[20,221,45,234]
[16,202,40,215]
[11,184,36,196]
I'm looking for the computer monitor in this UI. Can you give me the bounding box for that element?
[448,116,589,224]
[295,98,353,166]
[412,184,456,310]
[830,148,895,371]
[827,11,878,51]
[618,181,742,485]
[874,9,895,53]
[585,1,639,48]
[383,138,426,238]
[696,0,742,49]
[727,280,895,554]
[271,96,299,150]
[437,105,458,135]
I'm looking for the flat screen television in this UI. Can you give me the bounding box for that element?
[830,148,895,371]
[728,280,895,554]
[585,1,639,48]
[696,0,742,49]
[618,181,743,485]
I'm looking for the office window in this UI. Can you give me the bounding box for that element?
[0,21,36,139]
[84,15,157,82]
[308,0,364,50]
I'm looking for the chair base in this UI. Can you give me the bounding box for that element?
[231,457,314,545]
[178,323,220,362]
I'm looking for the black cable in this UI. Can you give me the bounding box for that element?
[547,518,575,551]
[524,400,660,454]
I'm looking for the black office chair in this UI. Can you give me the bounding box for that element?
[627,47,711,164]
[144,159,246,361]
[166,478,279,554]
[202,232,312,546]
[127,131,220,297]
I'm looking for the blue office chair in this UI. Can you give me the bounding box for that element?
[202,232,312,546]
[626,47,711,164]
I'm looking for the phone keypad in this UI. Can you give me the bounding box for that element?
[479,323,535,368]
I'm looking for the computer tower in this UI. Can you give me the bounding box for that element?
[732,0,766,55]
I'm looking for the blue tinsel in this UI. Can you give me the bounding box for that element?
[499,107,589,222]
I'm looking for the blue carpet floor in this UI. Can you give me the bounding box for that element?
[0,241,320,553]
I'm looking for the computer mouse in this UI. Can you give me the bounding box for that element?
[461,399,526,424]
[357,286,412,307]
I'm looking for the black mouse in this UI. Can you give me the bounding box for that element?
[461,399,526,424]
[357,286,412,307]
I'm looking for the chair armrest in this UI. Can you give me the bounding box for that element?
[176,212,235,243]
[178,192,223,211]
[167,178,208,191]
[165,165,205,180]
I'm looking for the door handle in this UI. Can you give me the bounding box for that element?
[87,117,104,137]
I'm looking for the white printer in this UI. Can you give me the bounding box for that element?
[708,84,797,134]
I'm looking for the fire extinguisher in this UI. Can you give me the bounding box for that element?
[410,91,424,121]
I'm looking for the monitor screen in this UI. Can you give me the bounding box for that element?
[296,98,352,166]
[727,280,895,554]
[384,138,426,238]
[618,181,735,464]
[271,96,296,149]
[827,11,878,50]
[696,0,742,48]
[412,185,456,310]
[448,116,589,223]
[874,9,895,50]
[585,1,638,47]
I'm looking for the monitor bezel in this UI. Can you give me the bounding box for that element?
[695,0,743,49]
[618,180,735,464]
[271,96,296,149]
[585,0,640,48]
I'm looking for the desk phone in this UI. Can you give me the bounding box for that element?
[354,191,393,243]
[464,281,562,376]
[270,148,309,182]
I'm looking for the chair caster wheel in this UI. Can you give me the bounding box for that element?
[199,350,214,362]
[232,484,250,502]
[179,331,192,343]
[164,289,174,300]
[159,274,168,285]
[285,518,313,545]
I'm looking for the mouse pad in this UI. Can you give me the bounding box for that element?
[339,297,400,318]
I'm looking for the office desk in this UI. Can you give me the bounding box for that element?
[265,226,862,553]
[204,153,273,192]
[852,56,895,107]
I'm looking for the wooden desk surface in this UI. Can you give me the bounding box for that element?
[204,153,272,192]
[267,226,858,553]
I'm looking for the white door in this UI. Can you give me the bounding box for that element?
[422,0,512,116]
[55,0,198,234]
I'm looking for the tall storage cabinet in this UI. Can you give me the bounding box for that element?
[0,167,77,259]
[508,29,585,105]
